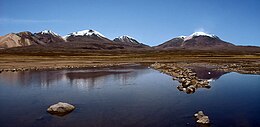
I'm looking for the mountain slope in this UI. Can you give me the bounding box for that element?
[34,30,65,44]
[156,32,235,49]
[114,35,140,44]
[0,30,65,49]
[64,29,111,43]
[0,33,34,48]
[113,35,150,48]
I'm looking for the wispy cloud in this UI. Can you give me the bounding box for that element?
[194,28,207,33]
[0,18,65,24]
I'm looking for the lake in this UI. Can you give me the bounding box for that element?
[0,65,259,127]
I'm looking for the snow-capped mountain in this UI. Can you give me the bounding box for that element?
[38,30,59,36]
[113,35,150,48]
[64,30,105,40]
[35,30,65,44]
[156,32,234,49]
[113,35,140,44]
[190,32,216,38]
[182,32,218,41]
[0,30,66,48]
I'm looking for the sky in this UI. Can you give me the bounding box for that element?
[0,0,260,46]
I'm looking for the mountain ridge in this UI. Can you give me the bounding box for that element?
[155,32,235,50]
[0,30,259,52]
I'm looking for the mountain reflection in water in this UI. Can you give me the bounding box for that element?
[0,65,151,90]
[189,66,228,80]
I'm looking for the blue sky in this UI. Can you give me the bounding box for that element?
[0,0,259,46]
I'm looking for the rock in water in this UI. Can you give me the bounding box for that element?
[194,111,210,124]
[47,102,75,116]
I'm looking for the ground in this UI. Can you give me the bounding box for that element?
[0,50,259,74]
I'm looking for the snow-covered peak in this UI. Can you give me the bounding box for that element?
[177,36,187,39]
[118,35,136,40]
[190,32,215,38]
[114,35,139,44]
[68,29,105,37]
[38,30,59,36]
[183,32,217,41]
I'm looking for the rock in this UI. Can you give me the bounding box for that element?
[177,85,184,91]
[194,111,210,124]
[47,102,75,116]
[184,80,191,87]
[180,78,186,83]
[173,77,178,80]
[11,69,17,72]
[186,86,195,94]
[197,116,210,124]
[189,72,196,76]
[194,111,204,118]
[190,79,198,85]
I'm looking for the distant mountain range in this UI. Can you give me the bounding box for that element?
[0,29,148,50]
[0,30,65,49]
[0,30,259,52]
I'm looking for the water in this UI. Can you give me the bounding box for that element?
[0,65,259,127]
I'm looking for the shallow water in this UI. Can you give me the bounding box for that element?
[0,65,259,127]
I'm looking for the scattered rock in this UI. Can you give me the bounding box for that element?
[194,111,210,124]
[47,102,75,116]
[150,63,211,94]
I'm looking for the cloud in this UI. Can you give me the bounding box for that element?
[194,28,206,32]
[0,18,65,24]
[194,28,213,34]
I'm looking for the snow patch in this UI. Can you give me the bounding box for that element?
[177,36,187,39]
[118,35,136,40]
[190,32,215,38]
[183,32,217,41]
[39,30,59,36]
[115,35,138,43]
[70,30,104,37]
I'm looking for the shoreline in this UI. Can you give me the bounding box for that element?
[0,53,259,75]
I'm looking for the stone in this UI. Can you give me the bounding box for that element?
[194,111,204,118]
[47,102,75,116]
[194,111,210,124]
[190,79,198,85]
[186,86,195,94]
[184,80,191,87]
[197,116,210,124]
[173,77,178,80]
[177,85,184,91]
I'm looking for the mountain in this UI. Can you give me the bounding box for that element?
[0,29,151,50]
[113,35,150,48]
[64,29,111,42]
[58,30,150,50]
[0,30,65,49]
[0,31,42,49]
[156,32,235,49]
[114,35,140,44]
[58,29,125,50]
[0,33,34,49]
[1,30,258,52]
[34,30,65,44]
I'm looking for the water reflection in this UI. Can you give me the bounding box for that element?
[0,71,65,87]
[175,66,228,94]
[66,70,141,89]
[0,65,150,90]
[190,66,228,80]
[0,65,260,127]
